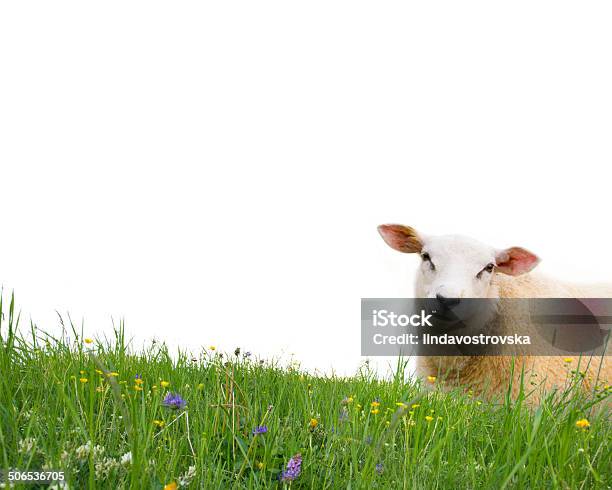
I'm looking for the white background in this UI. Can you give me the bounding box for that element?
[1,2,611,375]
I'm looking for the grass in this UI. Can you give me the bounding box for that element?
[0,293,610,489]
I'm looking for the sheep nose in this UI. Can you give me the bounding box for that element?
[436,294,461,309]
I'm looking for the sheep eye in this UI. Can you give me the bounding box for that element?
[476,263,495,279]
[421,253,435,271]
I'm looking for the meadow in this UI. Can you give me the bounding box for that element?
[0,294,610,489]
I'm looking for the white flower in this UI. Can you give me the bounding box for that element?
[74,441,105,461]
[178,465,197,487]
[18,437,37,454]
[120,451,132,466]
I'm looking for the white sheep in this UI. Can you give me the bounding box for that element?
[378,224,611,403]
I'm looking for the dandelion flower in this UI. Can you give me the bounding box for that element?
[309,418,318,430]
[109,372,119,377]
[280,453,302,482]
[425,415,434,422]
[134,385,143,391]
[84,338,93,344]
[411,404,420,409]
[564,358,573,363]
[79,378,88,384]
[134,377,144,386]
[163,392,187,410]
[427,376,437,383]
[160,381,170,388]
[95,369,103,375]
[371,401,380,408]
[163,482,177,490]
[80,370,86,375]
[575,418,590,429]
[371,409,380,415]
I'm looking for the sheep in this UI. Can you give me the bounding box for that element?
[377,224,611,403]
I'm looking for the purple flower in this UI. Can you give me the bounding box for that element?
[280,453,302,482]
[252,425,268,435]
[135,374,142,380]
[162,392,186,410]
[376,463,384,475]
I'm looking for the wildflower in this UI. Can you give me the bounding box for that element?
[134,377,144,386]
[575,418,590,429]
[162,392,187,410]
[280,453,302,482]
[160,381,170,388]
[209,346,216,351]
[341,396,354,405]
[257,461,264,469]
[371,401,380,408]
[376,462,384,475]
[84,338,93,344]
[134,385,143,391]
[564,358,573,363]
[79,378,88,384]
[309,418,319,430]
[163,482,177,490]
[95,457,119,478]
[120,451,132,466]
[153,420,165,428]
[425,415,434,422]
[427,376,437,383]
[252,425,268,435]
[18,437,37,454]
[178,465,197,487]
[108,372,119,377]
[396,402,407,409]
[411,404,420,409]
[244,351,252,358]
[75,441,105,461]
[95,369,103,375]
[152,385,158,390]
[371,409,380,415]
[96,386,104,393]
[80,370,86,375]
[197,383,204,390]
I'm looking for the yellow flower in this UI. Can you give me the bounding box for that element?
[411,404,420,409]
[79,378,88,384]
[346,397,354,404]
[134,378,144,385]
[257,461,264,470]
[197,383,205,390]
[564,358,573,363]
[425,416,434,422]
[309,418,318,429]
[427,376,437,383]
[153,420,165,428]
[396,402,407,409]
[163,482,177,490]
[160,381,170,388]
[575,418,590,429]
[209,346,216,351]
[84,338,93,344]
[95,369,103,375]
[152,385,158,390]
[79,370,86,375]
[371,401,380,408]
[371,409,380,415]
[108,372,119,377]
[134,385,143,391]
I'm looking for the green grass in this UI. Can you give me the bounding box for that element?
[0,294,610,489]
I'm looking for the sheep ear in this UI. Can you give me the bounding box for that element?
[495,247,540,276]
[377,224,423,253]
